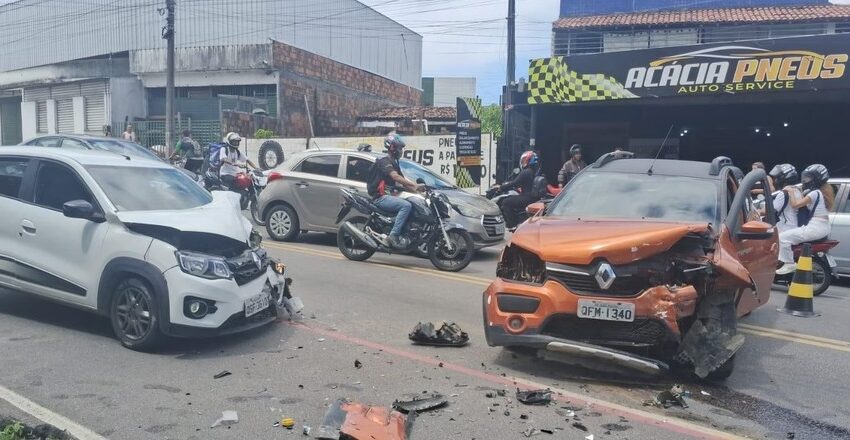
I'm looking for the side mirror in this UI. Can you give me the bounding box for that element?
[526,202,545,217]
[738,220,773,239]
[63,200,105,223]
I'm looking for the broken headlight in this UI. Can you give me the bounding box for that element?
[497,245,545,284]
[175,251,232,280]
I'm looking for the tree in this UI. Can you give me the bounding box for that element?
[479,104,503,139]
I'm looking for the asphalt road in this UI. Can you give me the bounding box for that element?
[1,231,850,440]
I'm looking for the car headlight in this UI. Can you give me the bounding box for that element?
[175,251,232,280]
[497,245,545,284]
[453,202,483,218]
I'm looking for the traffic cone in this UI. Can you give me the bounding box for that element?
[778,243,819,317]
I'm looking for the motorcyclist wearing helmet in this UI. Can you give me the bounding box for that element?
[776,164,834,275]
[492,151,540,230]
[367,133,424,249]
[558,144,586,188]
[767,164,801,233]
[219,132,257,191]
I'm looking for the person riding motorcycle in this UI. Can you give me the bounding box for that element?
[776,164,835,275]
[492,151,539,230]
[218,132,257,191]
[558,144,586,188]
[767,163,801,233]
[171,129,204,173]
[367,133,424,249]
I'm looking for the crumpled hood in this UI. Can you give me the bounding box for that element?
[512,218,712,265]
[438,189,500,215]
[116,191,252,243]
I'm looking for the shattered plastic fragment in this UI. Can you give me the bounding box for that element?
[408,322,469,347]
[517,388,553,405]
[317,399,414,440]
[392,394,447,413]
[523,427,540,437]
[302,426,311,435]
[280,417,295,429]
[645,385,689,409]
[210,410,238,428]
[213,370,231,379]
[355,359,363,369]
[572,422,588,432]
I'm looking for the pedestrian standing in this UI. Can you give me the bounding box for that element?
[122,124,137,143]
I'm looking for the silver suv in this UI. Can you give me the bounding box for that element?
[256,149,505,249]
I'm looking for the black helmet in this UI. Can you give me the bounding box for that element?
[384,133,405,155]
[801,164,829,191]
[569,144,581,156]
[769,163,797,188]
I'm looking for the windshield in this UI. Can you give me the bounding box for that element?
[90,140,162,162]
[87,165,212,211]
[400,159,455,189]
[547,172,718,224]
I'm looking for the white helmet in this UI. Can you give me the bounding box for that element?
[224,132,242,147]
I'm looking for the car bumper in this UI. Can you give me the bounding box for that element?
[482,278,697,357]
[160,266,282,337]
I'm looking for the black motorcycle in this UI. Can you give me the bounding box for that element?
[335,185,474,272]
[487,175,556,229]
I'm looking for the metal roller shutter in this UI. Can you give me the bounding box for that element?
[24,87,50,103]
[51,83,80,99]
[56,99,74,133]
[36,101,47,134]
[81,81,106,133]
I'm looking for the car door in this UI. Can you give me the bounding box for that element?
[288,154,344,231]
[723,172,777,315]
[341,154,373,193]
[0,156,34,291]
[14,159,109,308]
[828,182,850,276]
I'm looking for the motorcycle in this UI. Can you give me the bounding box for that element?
[774,239,839,296]
[487,175,558,229]
[231,168,267,225]
[335,184,475,272]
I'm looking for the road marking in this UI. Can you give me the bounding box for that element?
[269,242,850,354]
[289,321,748,440]
[0,384,107,440]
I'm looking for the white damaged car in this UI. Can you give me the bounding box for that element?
[0,147,300,350]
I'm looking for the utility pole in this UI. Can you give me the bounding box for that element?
[164,0,175,154]
[502,0,516,180]
[506,0,516,86]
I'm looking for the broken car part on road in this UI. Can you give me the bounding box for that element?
[516,388,553,406]
[408,322,469,347]
[391,394,447,413]
[644,385,689,409]
[317,399,415,440]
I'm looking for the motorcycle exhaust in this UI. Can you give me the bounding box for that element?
[342,221,379,249]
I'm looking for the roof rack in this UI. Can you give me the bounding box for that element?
[709,156,734,176]
[592,150,635,168]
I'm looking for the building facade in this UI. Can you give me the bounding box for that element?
[422,77,477,107]
[0,0,423,144]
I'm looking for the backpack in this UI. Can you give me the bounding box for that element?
[208,142,226,170]
[532,175,549,200]
[797,191,820,227]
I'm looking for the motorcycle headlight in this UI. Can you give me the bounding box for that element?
[175,251,232,280]
[453,201,482,218]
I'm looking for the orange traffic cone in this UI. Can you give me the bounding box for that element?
[778,243,819,317]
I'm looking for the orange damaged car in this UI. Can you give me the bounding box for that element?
[483,154,778,380]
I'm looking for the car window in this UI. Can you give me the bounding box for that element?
[60,138,89,150]
[547,171,718,224]
[345,156,373,183]
[0,158,28,199]
[296,155,340,178]
[34,162,93,211]
[399,159,455,189]
[86,165,211,211]
[30,137,60,148]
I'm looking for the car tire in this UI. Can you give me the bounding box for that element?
[109,277,162,351]
[266,204,300,242]
[706,355,735,381]
[258,140,284,170]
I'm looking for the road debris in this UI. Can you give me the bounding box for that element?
[572,422,588,432]
[522,427,540,437]
[210,410,238,428]
[392,394,447,413]
[213,370,232,379]
[644,385,689,409]
[318,338,326,342]
[408,322,469,347]
[354,359,363,369]
[317,399,414,440]
[701,390,711,396]
[516,388,553,405]
[302,426,312,435]
[280,417,296,429]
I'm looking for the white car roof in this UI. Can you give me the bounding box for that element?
[0,146,170,168]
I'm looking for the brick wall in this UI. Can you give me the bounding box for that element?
[272,41,422,137]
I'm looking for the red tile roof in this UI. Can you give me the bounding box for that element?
[360,106,456,120]
[554,5,850,30]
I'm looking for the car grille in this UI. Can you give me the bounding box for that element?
[542,315,669,347]
[482,215,504,237]
[227,248,269,286]
[547,271,650,297]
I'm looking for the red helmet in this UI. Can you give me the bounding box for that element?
[519,151,538,169]
[235,172,252,189]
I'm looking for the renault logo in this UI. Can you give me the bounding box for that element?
[252,252,263,270]
[595,263,616,290]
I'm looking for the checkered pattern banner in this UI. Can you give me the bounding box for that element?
[460,97,482,120]
[455,166,476,189]
[527,57,637,104]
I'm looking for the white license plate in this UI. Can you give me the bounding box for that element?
[245,291,270,317]
[577,299,635,322]
[827,254,838,268]
[495,224,505,235]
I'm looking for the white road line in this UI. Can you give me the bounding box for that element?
[0,384,107,440]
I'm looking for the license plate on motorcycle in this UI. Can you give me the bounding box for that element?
[827,254,838,268]
[245,291,271,318]
[577,299,635,322]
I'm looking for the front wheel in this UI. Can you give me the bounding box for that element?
[110,278,162,351]
[266,204,300,242]
[812,257,831,296]
[428,228,474,272]
[337,217,376,262]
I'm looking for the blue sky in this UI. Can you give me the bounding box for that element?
[363,0,560,104]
